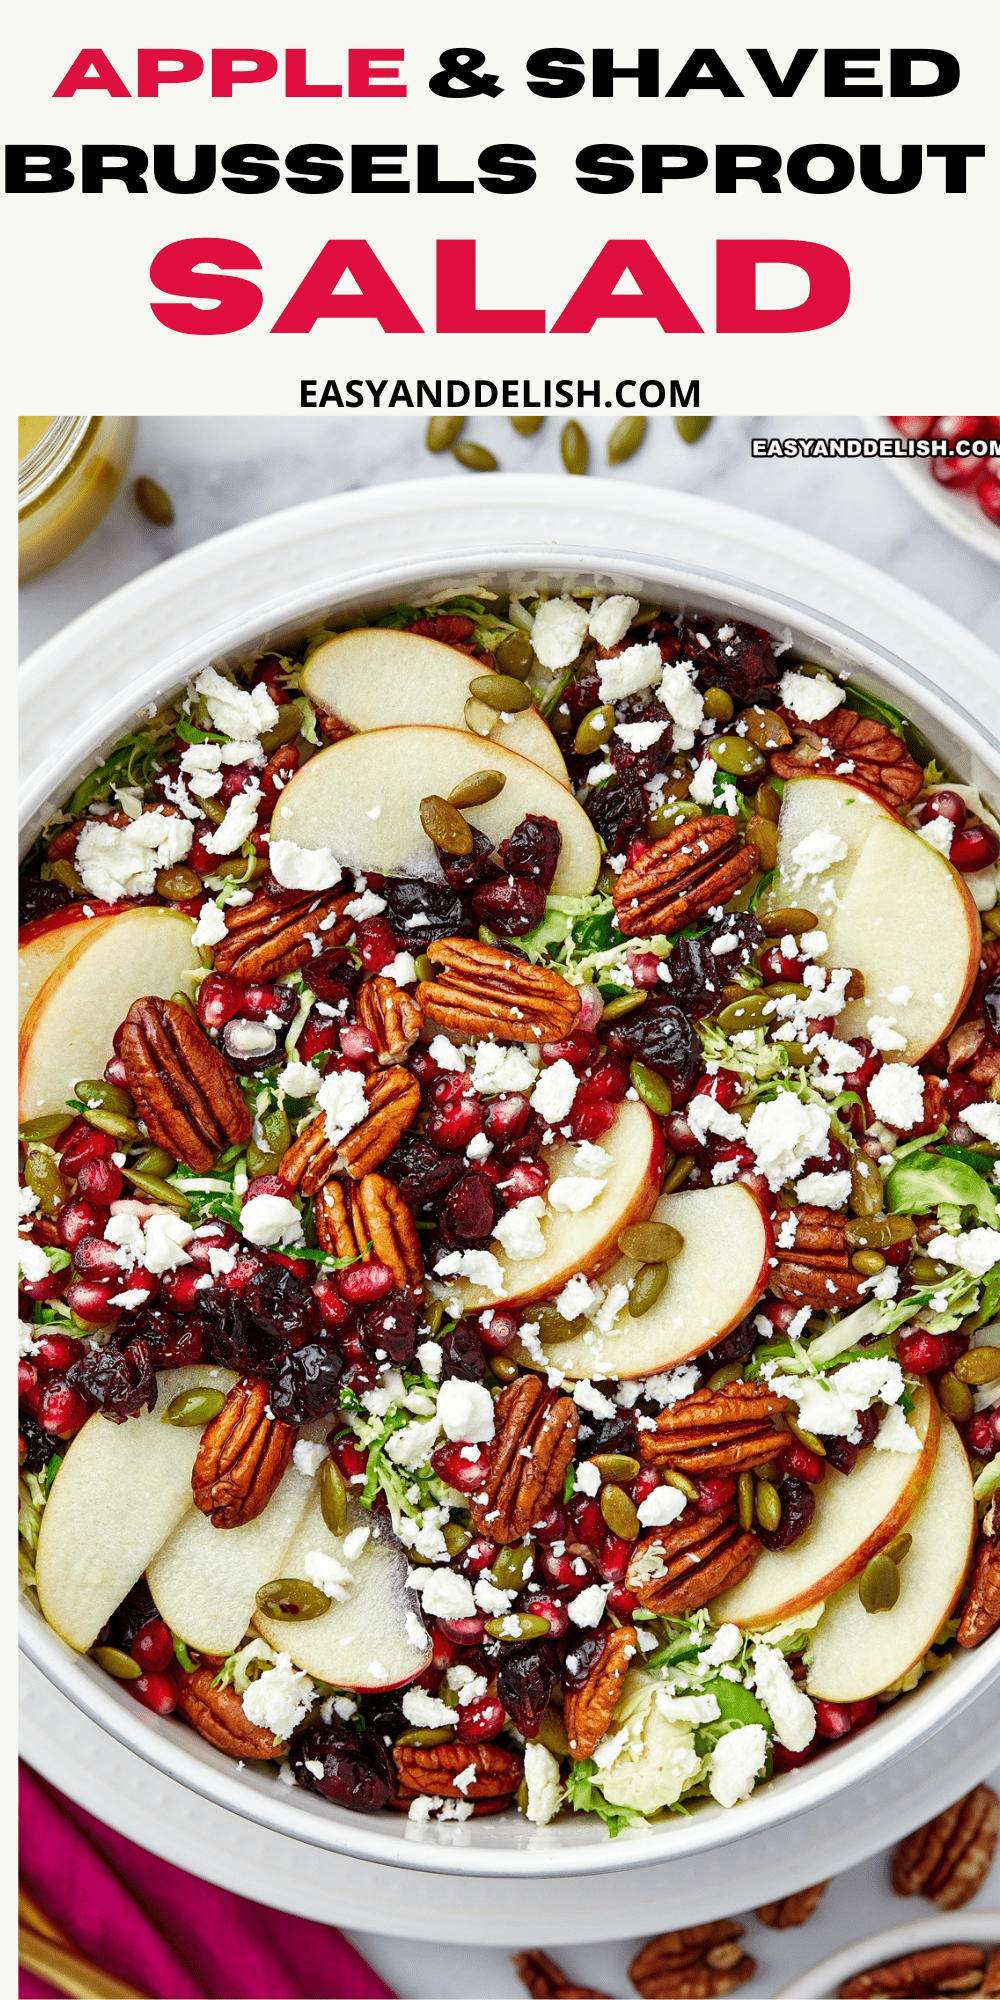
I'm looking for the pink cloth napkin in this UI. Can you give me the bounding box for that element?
[19,1763,396,1999]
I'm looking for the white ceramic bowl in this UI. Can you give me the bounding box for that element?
[780,1908,1000,1998]
[19,482,1000,1876]
[866,418,1000,569]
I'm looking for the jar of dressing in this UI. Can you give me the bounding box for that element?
[19,416,136,581]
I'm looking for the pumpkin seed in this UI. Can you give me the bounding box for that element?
[419,794,474,855]
[485,1612,551,1642]
[674,415,712,444]
[852,1249,887,1276]
[468,673,533,714]
[256,1578,332,1621]
[709,735,767,782]
[618,1220,683,1264]
[938,1371,974,1422]
[464,695,497,738]
[606,415,647,465]
[664,1468,699,1502]
[717,993,771,1035]
[590,1453,640,1484]
[574,705,616,757]
[397,1726,456,1747]
[494,634,535,679]
[199,796,228,827]
[83,1108,140,1142]
[413,953,434,983]
[50,860,83,894]
[742,707,792,752]
[443,1522,473,1559]
[954,1345,1000,1385]
[662,1157,694,1194]
[19,1113,73,1145]
[753,784,783,825]
[600,1485,639,1541]
[447,769,506,809]
[884,1533,912,1567]
[75,1078,135,1118]
[601,992,647,1021]
[536,1707,569,1756]
[746,818,780,872]
[24,1150,66,1214]
[490,1354,520,1382]
[737,1471,755,1533]
[848,1155,884,1218]
[427,415,465,452]
[702,687,734,723]
[155,865,203,902]
[859,1553,900,1614]
[628,1262,669,1318]
[93,1645,143,1680]
[755,1480,782,1533]
[261,1105,291,1156]
[122,1168,189,1210]
[319,1459,348,1536]
[707,1362,745,1391]
[561,421,589,476]
[510,414,544,436]
[493,1545,534,1590]
[764,980,810,1002]
[627,1062,674,1119]
[164,1387,226,1427]
[786,1416,825,1456]
[452,441,497,472]
[259,705,304,755]
[532,1307,587,1347]
[247,1142,283,1180]
[134,476,174,526]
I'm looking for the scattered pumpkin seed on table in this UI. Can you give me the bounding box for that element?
[134,477,174,525]
[560,421,589,475]
[452,441,497,471]
[426,415,464,452]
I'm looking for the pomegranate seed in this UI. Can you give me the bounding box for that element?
[103,1056,130,1088]
[568,1494,604,1544]
[540,1031,599,1070]
[129,1670,178,1716]
[598,1532,631,1583]
[606,1582,640,1617]
[482,1094,531,1146]
[188,831,218,877]
[496,1159,550,1205]
[759,945,805,983]
[665,1111,697,1154]
[978,471,1000,526]
[158,1268,203,1312]
[784,1442,825,1483]
[569,1100,616,1143]
[948,1076,986,1118]
[65,1276,121,1322]
[919,789,967,831]
[220,761,257,803]
[337,1261,395,1306]
[38,1381,90,1436]
[19,1265,68,1304]
[430,1626,460,1672]
[772,1741,816,1772]
[297,1018,339,1066]
[132,1618,176,1674]
[849,1698,878,1731]
[242,983,296,1025]
[966,1414,1000,1458]
[626,951,661,989]
[252,657,290,701]
[59,1121,116,1172]
[425,1095,485,1151]
[537,1546,583,1590]
[950,825,1000,873]
[695,1474,736,1514]
[57,1197,103,1249]
[813,1699,854,1740]
[631,1468,663,1505]
[339,1023,378,1062]
[457,1536,501,1576]
[432,1442,492,1492]
[330,1432,369,1480]
[841,1039,882,1094]
[757,1298,804,1334]
[476,1309,520,1353]
[73,1236,124,1278]
[523,1594,569,1638]
[457,1694,506,1743]
[692,1071,742,1110]
[268,1251,311,1280]
[18,1359,38,1401]
[626,834,653,867]
[313,1279,354,1329]
[530,1501,567,1544]
[197,973,246,1031]
[187,1221,238,1267]
[897,1331,956,1373]
[889,416,935,439]
[931,453,988,491]
[356,917,397,975]
[578,1057,629,1103]
[435,1614,487,1647]
[76,1158,124,1205]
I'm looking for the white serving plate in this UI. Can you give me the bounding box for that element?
[866,418,1000,569]
[781,1909,1000,1999]
[19,477,1000,1877]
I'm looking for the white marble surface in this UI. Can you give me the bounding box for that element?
[19,413,1000,661]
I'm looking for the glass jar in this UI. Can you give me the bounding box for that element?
[19,416,136,582]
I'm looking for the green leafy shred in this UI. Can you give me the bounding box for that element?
[562,1759,650,1837]
[885,1149,999,1231]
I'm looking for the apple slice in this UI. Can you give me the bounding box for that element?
[19,909,123,1033]
[452,1099,665,1317]
[820,815,980,1061]
[19,905,200,1122]
[805,1413,975,1702]
[35,1366,237,1653]
[760,774,895,917]
[521,1182,773,1381]
[252,1486,431,1690]
[147,1453,319,1658]
[710,1385,940,1630]
[302,628,569,786]
[270,725,601,895]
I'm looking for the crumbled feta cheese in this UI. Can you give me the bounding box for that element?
[18,1185,40,1221]
[597,641,663,704]
[140,1212,196,1273]
[655,662,705,750]
[385,1416,442,1470]
[412,1569,476,1619]
[465,1132,493,1163]
[344,889,387,922]
[434,1248,506,1295]
[471,1041,536,1094]
[530,1059,579,1125]
[342,1525,370,1560]
[474,1577,515,1616]
[292,1439,327,1477]
[437,1378,496,1444]
[709,1724,769,1809]
[750,1644,816,1753]
[575,1460,602,1497]
[962,1102,1000,1145]
[688,758,718,807]
[917,816,954,857]
[574,1142,613,1178]
[568,1584,610,1628]
[402,1689,457,1730]
[530,596,591,671]
[925,1229,1000,1278]
[241,1653,314,1741]
[867,1015,908,1054]
[700,1623,743,1668]
[302,1549,353,1601]
[276,1062,322,1099]
[191,900,231,950]
[588,594,639,650]
[240,1193,305,1248]
[547,1175,606,1214]
[556,1273,601,1320]
[429,1035,467,1074]
[788,828,849,885]
[202,782,262,856]
[405,1610,429,1650]
[745,1093,831,1190]
[636,1486,687,1528]
[268,837,343,892]
[770,1356,910,1444]
[779,671,845,724]
[523,1740,564,1826]
[383,952,417,988]
[614,718,669,753]
[193,665,279,740]
[866,1063,925,1131]
[18,1239,52,1284]
[76,811,193,901]
[493,1196,547,1260]
[887,985,912,1007]
[317,1066,369,1146]
[686,1094,744,1146]
[573,1379,617,1419]
[795,1169,853,1210]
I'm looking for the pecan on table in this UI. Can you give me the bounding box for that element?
[564,1623,638,1762]
[469,1373,578,1545]
[638,1382,790,1475]
[627,1510,761,1615]
[982,1949,1000,1998]
[192,1377,296,1529]
[416,936,581,1044]
[314,1171,424,1302]
[280,1066,420,1194]
[176,1666,282,1759]
[756,1881,829,1928]
[958,1497,1000,1649]
[630,1922,755,1999]
[769,707,923,811]
[393,1739,523,1799]
[892,1784,1000,1910]
[356,975,423,1066]
[612,817,759,940]
[212,888,354,982]
[120,995,252,1171]
[838,1945,987,1998]
[769,1206,870,1312]
[513,1949,610,1999]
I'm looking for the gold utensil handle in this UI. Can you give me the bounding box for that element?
[18,1924,149,2000]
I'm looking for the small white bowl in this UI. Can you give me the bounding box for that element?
[781,1908,1000,1998]
[866,419,1000,569]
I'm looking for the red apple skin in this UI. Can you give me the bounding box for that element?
[18,901,130,947]
[19,910,123,1035]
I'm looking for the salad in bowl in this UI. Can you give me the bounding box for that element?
[18,583,1000,1839]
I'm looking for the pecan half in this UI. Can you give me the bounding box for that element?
[957,1496,1000,1649]
[175,1666,282,1759]
[192,1377,296,1529]
[613,817,759,939]
[756,1882,829,1928]
[213,888,353,981]
[120,995,252,1171]
[393,1740,523,1799]
[48,810,130,863]
[417,937,580,1044]
[630,1922,754,2000]
[280,1066,420,1194]
[315,1171,424,1301]
[470,1373,578,1545]
[627,1510,761,1615]
[356,975,423,1066]
[892,1784,999,1909]
[638,1382,790,1474]
[770,1206,870,1311]
[513,1951,610,1999]
[770,708,923,811]
[838,1946,986,1998]
[564,1623,638,1761]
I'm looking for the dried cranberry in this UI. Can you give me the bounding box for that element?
[562,1627,610,1690]
[408,612,477,646]
[439,1319,487,1381]
[585,781,649,859]
[141,1315,208,1368]
[267,1339,344,1422]
[110,1579,159,1652]
[202,1293,272,1373]
[19,1408,61,1473]
[574,1408,638,1462]
[819,1406,881,1474]
[382,877,468,948]
[471,876,546,938]
[382,1132,463,1205]
[685,619,779,709]
[495,1642,558,1738]
[438,828,496,891]
[608,704,674,785]
[604,1000,700,1093]
[242,1264,318,1348]
[496,815,562,893]
[66,1340,155,1423]
[756,1475,816,1551]
[19,874,74,925]
[358,1290,419,1368]
[983,974,1000,1048]
[702,1315,757,1374]
[440,1171,498,1247]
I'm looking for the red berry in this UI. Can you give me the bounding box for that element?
[242,982,296,1025]
[38,1380,90,1437]
[434,1615,487,1647]
[355,917,396,975]
[57,1198,103,1250]
[132,1617,175,1674]
[626,834,653,867]
[950,825,1000,873]
[665,1111,698,1155]
[692,1070,742,1110]
[475,1308,520,1354]
[219,761,257,803]
[259,744,299,808]
[897,1330,958,1373]
[919,789,967,831]
[525,1594,569,1638]
[784,1442,826,1483]
[425,1090,484,1152]
[103,1056,130,1089]
[337,1261,395,1306]
[759,945,805,983]
[76,1157,124,1205]
[158,1267,203,1312]
[73,1235,124,1279]
[598,1532,631,1583]
[268,1251,311,1281]
[606,1582,640,1617]
[530,1501,567,1544]
[540,1031,599,1070]
[496,1159,550,1206]
[430,1443,491,1492]
[578,1057,629,1104]
[19,1263,68,1304]
[330,1432,369,1481]
[772,1741,816,1772]
[18,1359,38,1402]
[252,657,291,702]
[457,1536,500,1576]
[197,973,245,1031]
[849,1698,878,1731]
[695,1474,737,1514]
[568,1494,604,1545]
[65,1276,121,1322]
[313,1279,354,1330]
[58,1120,116,1173]
[568,1100,616,1143]
[297,1017,340,1066]
[339,1024,377,1062]
[430,1626,460,1672]
[966,1414,1000,1458]
[458,1694,506,1743]
[813,1699,854,1740]
[978,470,1000,527]
[129,1670,178,1716]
